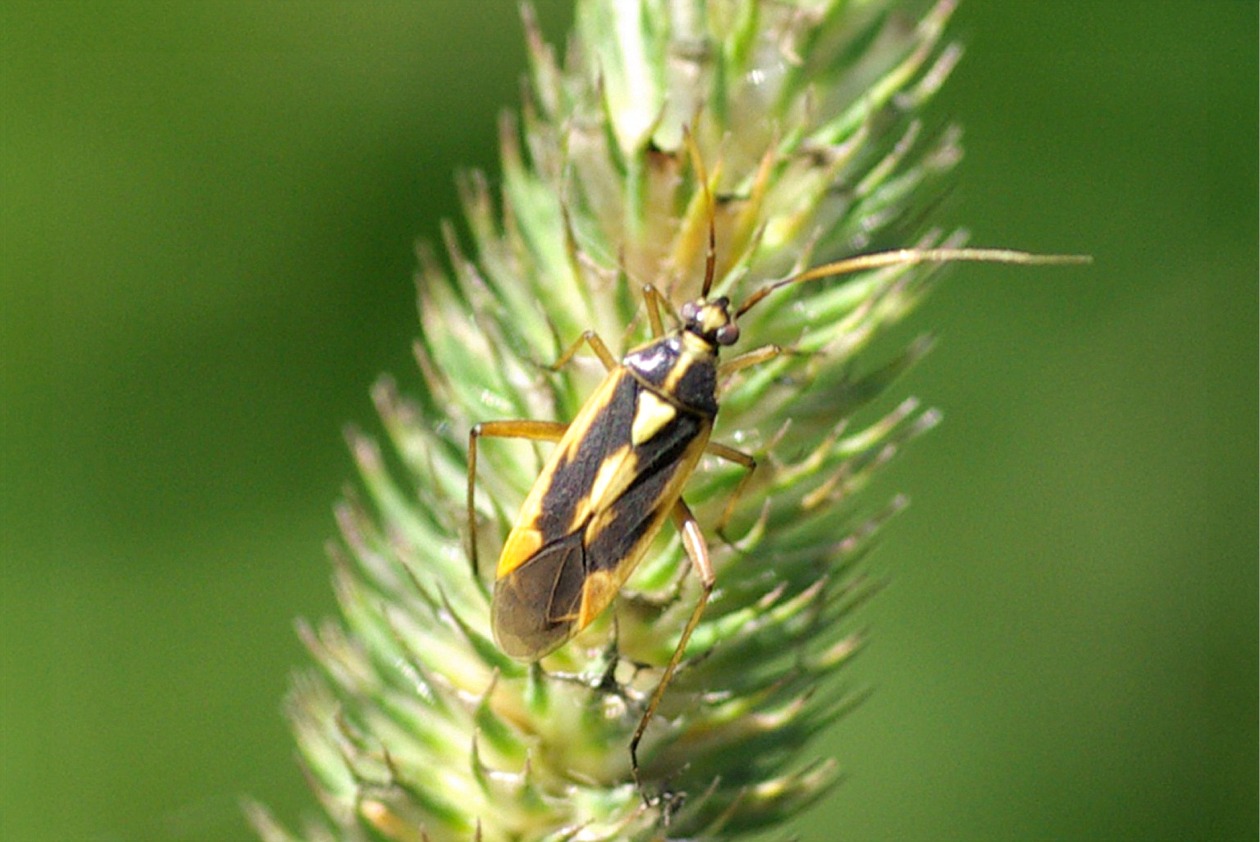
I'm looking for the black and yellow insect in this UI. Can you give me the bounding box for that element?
[465,145,1086,788]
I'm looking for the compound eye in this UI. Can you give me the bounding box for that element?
[680,301,699,322]
[716,323,740,346]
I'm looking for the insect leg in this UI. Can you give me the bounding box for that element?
[704,441,757,540]
[717,342,783,379]
[630,497,714,798]
[466,420,567,577]
[549,330,618,373]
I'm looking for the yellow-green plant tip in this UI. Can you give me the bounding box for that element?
[255,1,1003,839]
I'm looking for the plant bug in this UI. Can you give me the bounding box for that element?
[465,137,1087,796]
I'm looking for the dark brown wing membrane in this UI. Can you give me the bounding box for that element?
[492,531,586,658]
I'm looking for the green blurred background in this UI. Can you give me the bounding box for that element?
[1,2,1254,840]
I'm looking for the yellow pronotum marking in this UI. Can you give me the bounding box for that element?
[662,333,713,393]
[631,390,678,446]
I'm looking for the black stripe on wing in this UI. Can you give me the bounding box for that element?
[584,409,703,574]
[534,374,639,538]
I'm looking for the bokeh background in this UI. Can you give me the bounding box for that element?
[2,2,1254,840]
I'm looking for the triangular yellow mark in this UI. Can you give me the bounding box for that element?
[631,391,676,446]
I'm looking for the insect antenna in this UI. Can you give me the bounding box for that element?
[736,247,1091,318]
[682,127,719,298]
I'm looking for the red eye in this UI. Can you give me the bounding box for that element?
[716,324,739,346]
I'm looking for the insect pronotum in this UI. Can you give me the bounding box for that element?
[465,132,1087,796]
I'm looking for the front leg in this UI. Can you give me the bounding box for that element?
[704,440,758,542]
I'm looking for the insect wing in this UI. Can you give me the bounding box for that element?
[494,372,631,581]
[491,369,711,660]
[491,371,636,657]
[492,531,586,658]
[580,394,708,594]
